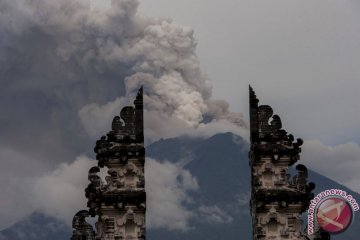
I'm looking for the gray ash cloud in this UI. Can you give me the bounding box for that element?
[0,0,247,229]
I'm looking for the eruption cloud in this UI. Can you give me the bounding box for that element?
[0,0,247,229]
[74,0,248,142]
[0,0,248,143]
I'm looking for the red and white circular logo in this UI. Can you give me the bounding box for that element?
[316,196,353,234]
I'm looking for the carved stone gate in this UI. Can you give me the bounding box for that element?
[249,86,330,240]
[71,87,146,240]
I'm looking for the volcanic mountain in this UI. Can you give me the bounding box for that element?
[1,133,359,240]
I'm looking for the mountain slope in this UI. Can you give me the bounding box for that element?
[1,133,359,239]
[147,133,360,240]
[0,212,69,240]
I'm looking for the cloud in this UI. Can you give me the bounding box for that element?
[140,0,360,146]
[0,153,97,230]
[0,0,247,229]
[78,97,128,138]
[72,0,248,143]
[79,95,249,144]
[0,145,47,230]
[0,155,199,232]
[0,0,139,177]
[236,192,250,207]
[145,158,198,231]
[198,205,233,224]
[302,140,360,193]
[30,156,96,225]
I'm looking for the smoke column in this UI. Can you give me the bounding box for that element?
[0,0,248,229]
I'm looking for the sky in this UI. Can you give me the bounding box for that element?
[138,0,360,203]
[0,0,359,233]
[138,0,360,146]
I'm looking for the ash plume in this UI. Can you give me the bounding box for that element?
[75,0,248,142]
[0,0,247,229]
[0,0,247,144]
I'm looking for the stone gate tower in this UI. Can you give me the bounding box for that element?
[249,86,329,240]
[71,87,146,240]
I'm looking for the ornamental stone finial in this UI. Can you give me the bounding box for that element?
[249,87,328,240]
[71,87,146,240]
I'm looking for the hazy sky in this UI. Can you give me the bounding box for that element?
[0,0,359,232]
[138,0,360,146]
[137,0,360,199]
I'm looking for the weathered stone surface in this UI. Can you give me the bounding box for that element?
[249,86,329,240]
[71,87,146,240]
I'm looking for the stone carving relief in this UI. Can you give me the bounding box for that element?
[72,87,145,240]
[249,86,321,240]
